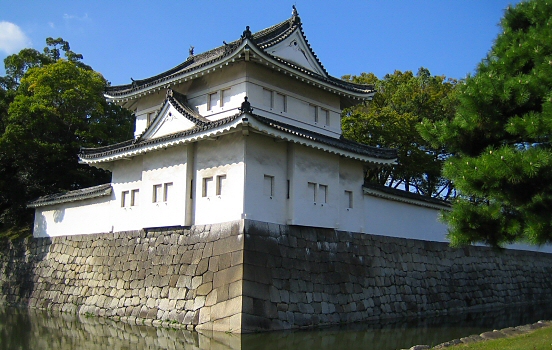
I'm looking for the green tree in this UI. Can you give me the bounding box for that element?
[342,68,457,199]
[0,39,134,234]
[419,0,552,247]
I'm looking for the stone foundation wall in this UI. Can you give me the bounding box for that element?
[2,219,552,333]
[0,222,245,332]
[241,220,552,331]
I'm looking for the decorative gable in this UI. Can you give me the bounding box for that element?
[268,31,326,76]
[139,90,209,141]
[141,104,196,140]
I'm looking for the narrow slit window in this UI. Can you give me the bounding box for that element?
[202,177,213,197]
[131,189,139,206]
[264,175,274,197]
[308,182,317,203]
[319,184,328,203]
[190,179,194,199]
[275,93,286,112]
[208,92,219,111]
[153,184,162,203]
[163,182,173,202]
[309,104,318,123]
[216,175,226,196]
[121,191,129,207]
[287,179,290,199]
[345,190,353,209]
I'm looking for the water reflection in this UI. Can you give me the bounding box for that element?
[0,304,550,350]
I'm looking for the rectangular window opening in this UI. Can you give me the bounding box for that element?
[221,88,231,107]
[121,191,129,207]
[310,104,318,123]
[152,184,162,203]
[263,88,273,108]
[264,175,274,197]
[308,182,317,203]
[147,112,156,126]
[208,92,219,111]
[345,190,353,209]
[202,177,213,197]
[216,175,226,196]
[322,108,330,126]
[163,182,173,202]
[275,93,286,112]
[131,189,139,206]
[319,184,328,204]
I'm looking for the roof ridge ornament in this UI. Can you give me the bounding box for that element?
[291,5,301,24]
[242,26,252,39]
[239,96,253,114]
[189,46,194,57]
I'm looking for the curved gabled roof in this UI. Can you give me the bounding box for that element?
[104,7,373,101]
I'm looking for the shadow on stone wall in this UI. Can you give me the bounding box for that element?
[0,237,51,306]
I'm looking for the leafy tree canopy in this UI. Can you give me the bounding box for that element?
[0,38,134,234]
[419,0,552,247]
[342,68,457,199]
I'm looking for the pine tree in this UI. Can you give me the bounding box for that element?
[419,0,552,247]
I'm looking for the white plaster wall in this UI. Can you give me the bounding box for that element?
[243,133,288,223]
[141,145,188,228]
[194,132,245,225]
[363,195,448,242]
[337,157,365,233]
[33,196,112,237]
[247,81,341,139]
[288,144,339,228]
[111,155,144,232]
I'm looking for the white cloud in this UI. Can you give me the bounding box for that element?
[63,13,89,21]
[0,21,32,54]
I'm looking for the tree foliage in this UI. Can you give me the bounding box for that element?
[0,38,134,233]
[419,0,552,247]
[342,68,457,199]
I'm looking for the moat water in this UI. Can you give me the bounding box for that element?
[0,304,551,350]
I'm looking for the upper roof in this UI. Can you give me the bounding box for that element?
[104,7,374,106]
[79,93,396,166]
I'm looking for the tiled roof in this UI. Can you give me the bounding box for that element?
[80,113,243,160]
[27,183,112,208]
[362,183,451,210]
[79,111,397,163]
[105,8,373,98]
[251,114,397,160]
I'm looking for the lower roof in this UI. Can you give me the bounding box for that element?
[79,111,397,165]
[27,183,112,208]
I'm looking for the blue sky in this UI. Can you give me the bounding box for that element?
[1,1,519,86]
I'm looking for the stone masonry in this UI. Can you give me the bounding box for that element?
[2,219,552,333]
[0,222,245,332]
